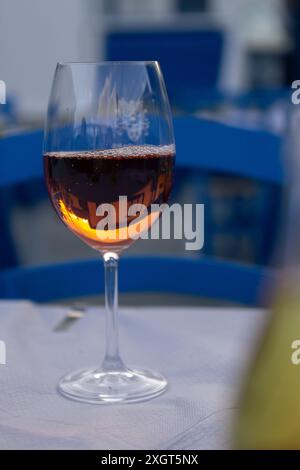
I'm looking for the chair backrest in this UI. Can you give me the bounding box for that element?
[0,119,283,189]
[0,256,275,306]
[106,28,224,102]
[174,117,283,185]
[174,117,284,265]
[0,119,283,270]
[0,129,44,188]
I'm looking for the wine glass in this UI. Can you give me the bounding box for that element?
[43,62,175,404]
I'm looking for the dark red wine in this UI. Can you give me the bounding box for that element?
[44,145,175,251]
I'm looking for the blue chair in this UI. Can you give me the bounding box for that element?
[0,130,44,268]
[0,118,281,305]
[0,256,275,306]
[174,117,284,265]
[2,118,282,187]
[0,96,19,125]
[0,129,44,187]
[174,117,283,184]
[106,29,224,106]
[1,119,282,186]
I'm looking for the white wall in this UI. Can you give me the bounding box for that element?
[211,0,289,90]
[211,0,288,49]
[0,0,104,118]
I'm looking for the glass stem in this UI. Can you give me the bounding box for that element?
[102,252,125,372]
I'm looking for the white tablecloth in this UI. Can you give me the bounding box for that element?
[0,301,266,450]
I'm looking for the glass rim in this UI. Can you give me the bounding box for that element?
[57,60,160,66]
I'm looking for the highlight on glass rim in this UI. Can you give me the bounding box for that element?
[1,0,300,457]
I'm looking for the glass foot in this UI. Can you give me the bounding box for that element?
[58,366,168,404]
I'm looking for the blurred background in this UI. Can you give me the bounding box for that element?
[2,1,300,448]
[0,0,296,299]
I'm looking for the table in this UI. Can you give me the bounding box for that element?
[0,301,266,450]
